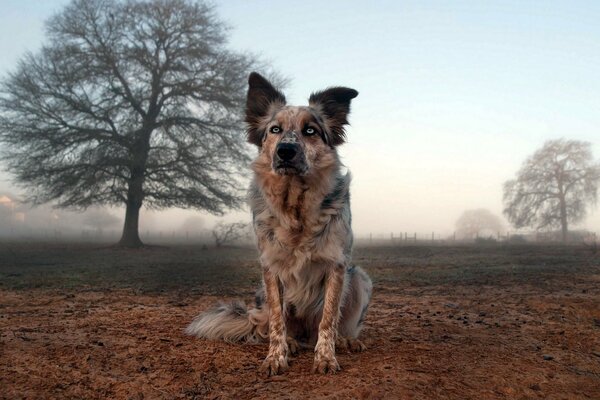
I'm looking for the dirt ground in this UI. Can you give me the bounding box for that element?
[1,243,599,399]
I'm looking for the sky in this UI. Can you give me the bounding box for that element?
[0,0,599,237]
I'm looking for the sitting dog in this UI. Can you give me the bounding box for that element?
[186,72,372,375]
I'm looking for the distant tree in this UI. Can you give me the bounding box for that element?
[503,139,600,242]
[0,0,271,247]
[180,215,205,234]
[455,208,503,240]
[82,208,121,234]
[212,221,248,247]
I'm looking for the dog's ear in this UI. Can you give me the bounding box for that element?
[309,87,358,146]
[246,72,286,146]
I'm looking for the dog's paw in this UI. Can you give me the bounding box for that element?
[286,336,300,355]
[347,338,367,352]
[336,337,366,353]
[313,341,340,374]
[260,351,289,377]
[312,352,340,374]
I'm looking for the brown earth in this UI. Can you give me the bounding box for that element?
[1,243,599,399]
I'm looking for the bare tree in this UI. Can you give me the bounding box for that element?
[0,0,265,247]
[455,208,504,240]
[503,139,600,242]
[212,221,248,247]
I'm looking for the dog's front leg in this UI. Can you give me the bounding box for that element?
[313,263,345,374]
[260,267,289,376]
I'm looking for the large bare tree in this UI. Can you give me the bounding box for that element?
[0,0,260,247]
[503,139,600,242]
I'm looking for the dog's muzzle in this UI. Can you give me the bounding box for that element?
[276,143,297,161]
[273,142,306,175]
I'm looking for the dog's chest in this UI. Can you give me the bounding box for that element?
[250,172,352,270]
[267,208,336,260]
[254,207,348,276]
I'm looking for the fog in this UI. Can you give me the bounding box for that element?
[1,0,599,241]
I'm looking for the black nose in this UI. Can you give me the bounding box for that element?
[276,143,297,161]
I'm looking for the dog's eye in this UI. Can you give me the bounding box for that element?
[303,127,316,136]
[270,126,281,134]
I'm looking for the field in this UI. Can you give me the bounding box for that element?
[1,242,599,399]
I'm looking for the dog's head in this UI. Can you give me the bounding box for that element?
[245,72,358,176]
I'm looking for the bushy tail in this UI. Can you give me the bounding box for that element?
[185,300,269,343]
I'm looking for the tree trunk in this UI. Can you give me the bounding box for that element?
[119,198,143,247]
[559,194,568,243]
[118,147,147,247]
[117,127,153,248]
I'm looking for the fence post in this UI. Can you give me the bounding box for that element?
[414,232,417,243]
[432,231,434,244]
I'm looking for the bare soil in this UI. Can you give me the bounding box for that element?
[1,243,599,399]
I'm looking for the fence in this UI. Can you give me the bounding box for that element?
[355,231,599,246]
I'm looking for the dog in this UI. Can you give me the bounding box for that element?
[186,72,372,375]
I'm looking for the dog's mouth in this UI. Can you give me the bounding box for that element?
[273,161,308,176]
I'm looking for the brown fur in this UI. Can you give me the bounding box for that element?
[186,72,372,376]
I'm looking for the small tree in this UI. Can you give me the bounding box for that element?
[0,0,262,247]
[212,221,248,247]
[503,139,600,242]
[455,208,503,240]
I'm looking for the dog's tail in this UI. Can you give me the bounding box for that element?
[185,298,269,343]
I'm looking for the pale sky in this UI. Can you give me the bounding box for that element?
[1,0,599,237]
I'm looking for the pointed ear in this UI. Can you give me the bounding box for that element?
[245,72,286,146]
[309,87,358,146]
